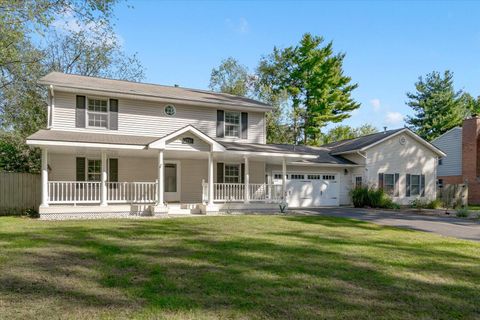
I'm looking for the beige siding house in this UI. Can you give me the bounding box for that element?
[27,72,445,219]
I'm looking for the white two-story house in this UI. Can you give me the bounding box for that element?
[27,72,445,219]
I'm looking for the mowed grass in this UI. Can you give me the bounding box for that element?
[0,215,479,319]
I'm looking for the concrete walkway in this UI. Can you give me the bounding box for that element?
[295,207,480,242]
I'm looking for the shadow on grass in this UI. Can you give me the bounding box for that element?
[0,216,479,319]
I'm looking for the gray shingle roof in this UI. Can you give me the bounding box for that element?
[27,130,157,146]
[322,128,405,154]
[219,141,356,165]
[27,130,357,165]
[39,72,272,110]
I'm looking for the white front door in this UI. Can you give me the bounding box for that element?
[164,161,181,202]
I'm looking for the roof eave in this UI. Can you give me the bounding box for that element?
[40,81,274,112]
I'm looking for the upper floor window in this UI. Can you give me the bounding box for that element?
[87,98,108,128]
[225,111,240,138]
[438,158,443,165]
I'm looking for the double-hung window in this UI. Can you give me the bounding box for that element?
[87,159,101,181]
[410,174,420,196]
[224,164,240,183]
[224,111,241,138]
[383,174,395,195]
[87,98,108,128]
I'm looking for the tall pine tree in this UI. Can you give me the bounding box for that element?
[258,34,360,145]
[406,71,468,141]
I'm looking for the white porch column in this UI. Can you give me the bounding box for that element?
[282,157,287,200]
[40,148,49,208]
[244,156,250,203]
[157,149,164,205]
[100,151,107,206]
[208,152,214,205]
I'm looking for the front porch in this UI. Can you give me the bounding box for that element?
[27,125,345,219]
[38,147,291,218]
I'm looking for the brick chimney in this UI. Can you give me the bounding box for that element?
[462,117,480,203]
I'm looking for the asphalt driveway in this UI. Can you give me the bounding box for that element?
[294,207,480,241]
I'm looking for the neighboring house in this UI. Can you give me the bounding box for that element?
[432,117,479,204]
[26,72,445,218]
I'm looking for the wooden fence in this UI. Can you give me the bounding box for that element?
[0,172,41,215]
[437,183,468,208]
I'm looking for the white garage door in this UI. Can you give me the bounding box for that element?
[273,173,339,207]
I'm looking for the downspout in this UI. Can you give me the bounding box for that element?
[48,85,55,129]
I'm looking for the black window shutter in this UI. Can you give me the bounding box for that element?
[421,174,425,197]
[109,158,118,182]
[241,163,245,183]
[217,110,224,138]
[241,112,248,139]
[406,174,411,197]
[378,173,384,189]
[109,99,118,130]
[76,95,86,128]
[394,173,399,197]
[76,157,86,181]
[216,162,224,183]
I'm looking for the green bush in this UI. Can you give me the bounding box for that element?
[350,186,399,209]
[456,207,469,218]
[427,199,443,209]
[410,198,443,210]
[350,186,369,208]
[25,208,39,219]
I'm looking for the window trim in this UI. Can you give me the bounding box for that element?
[410,174,421,196]
[383,173,395,195]
[85,96,110,130]
[354,175,363,188]
[224,163,241,183]
[224,110,242,138]
[86,158,102,181]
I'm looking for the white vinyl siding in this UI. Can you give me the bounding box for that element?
[365,133,437,205]
[165,132,210,152]
[431,127,462,177]
[52,91,266,143]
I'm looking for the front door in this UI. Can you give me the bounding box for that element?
[164,161,180,202]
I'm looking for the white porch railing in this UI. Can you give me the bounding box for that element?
[48,181,101,204]
[107,182,157,203]
[202,181,283,203]
[47,181,157,204]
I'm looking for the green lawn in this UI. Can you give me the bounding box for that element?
[0,215,479,320]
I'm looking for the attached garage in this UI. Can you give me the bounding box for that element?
[272,172,340,207]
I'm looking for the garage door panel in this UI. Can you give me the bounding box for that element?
[276,172,340,207]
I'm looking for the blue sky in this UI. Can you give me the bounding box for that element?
[112,0,480,130]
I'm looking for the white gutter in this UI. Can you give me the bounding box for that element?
[38,83,273,112]
[26,139,146,150]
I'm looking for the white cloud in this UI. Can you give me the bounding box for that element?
[385,112,404,125]
[370,98,381,111]
[52,8,123,46]
[226,17,250,34]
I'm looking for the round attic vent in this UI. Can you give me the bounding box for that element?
[164,104,176,116]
